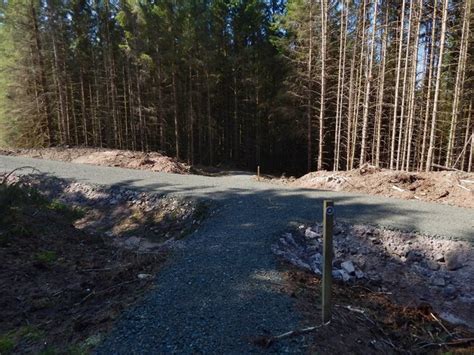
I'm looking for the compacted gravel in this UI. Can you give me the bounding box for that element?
[1,155,473,353]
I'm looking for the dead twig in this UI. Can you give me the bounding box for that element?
[1,166,40,184]
[457,184,471,191]
[338,303,396,349]
[391,185,406,193]
[75,279,141,305]
[340,305,365,314]
[431,163,462,172]
[253,324,326,348]
[350,285,392,295]
[430,312,452,337]
[415,337,474,350]
[79,264,133,272]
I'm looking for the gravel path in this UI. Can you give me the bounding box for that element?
[1,155,473,353]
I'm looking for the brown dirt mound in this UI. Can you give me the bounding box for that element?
[0,147,190,174]
[294,168,474,208]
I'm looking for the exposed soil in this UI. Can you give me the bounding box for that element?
[266,223,474,353]
[0,147,190,174]
[0,173,206,354]
[260,165,474,208]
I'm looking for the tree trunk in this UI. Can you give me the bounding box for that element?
[334,0,347,171]
[396,0,413,170]
[318,0,327,171]
[375,7,388,168]
[172,66,180,160]
[30,1,54,145]
[404,0,422,170]
[446,0,470,167]
[419,0,437,171]
[426,0,448,171]
[307,0,314,172]
[390,0,406,169]
[360,0,378,166]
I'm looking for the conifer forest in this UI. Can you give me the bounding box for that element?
[0,0,472,174]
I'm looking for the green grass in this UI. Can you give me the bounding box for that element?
[47,200,85,220]
[39,347,57,355]
[0,334,15,354]
[35,251,58,264]
[0,326,47,354]
[0,178,85,239]
[66,334,102,355]
[18,326,44,341]
[0,181,46,222]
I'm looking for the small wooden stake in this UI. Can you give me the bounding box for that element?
[257,165,260,179]
[322,200,334,323]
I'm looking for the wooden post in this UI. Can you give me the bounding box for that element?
[322,200,334,323]
[257,165,260,179]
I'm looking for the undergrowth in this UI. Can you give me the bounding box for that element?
[0,172,83,229]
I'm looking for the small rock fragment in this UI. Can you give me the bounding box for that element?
[138,273,153,280]
[430,276,445,287]
[305,228,320,239]
[445,251,463,271]
[369,236,381,244]
[341,260,355,275]
[332,270,343,280]
[309,253,322,264]
[339,269,351,282]
[355,270,364,279]
[434,253,445,262]
[442,285,457,300]
[425,260,440,271]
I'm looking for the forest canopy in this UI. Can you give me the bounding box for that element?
[0,0,472,175]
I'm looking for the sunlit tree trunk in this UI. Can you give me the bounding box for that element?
[318,0,327,170]
[419,0,437,171]
[389,0,406,169]
[426,0,448,171]
[446,0,470,167]
[360,0,377,166]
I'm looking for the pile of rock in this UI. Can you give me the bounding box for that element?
[15,174,199,217]
[272,222,474,329]
[272,225,365,283]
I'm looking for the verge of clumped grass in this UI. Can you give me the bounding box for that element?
[47,199,85,220]
[0,334,15,354]
[0,176,84,228]
[0,325,47,354]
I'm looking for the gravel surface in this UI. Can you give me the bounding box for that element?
[1,155,473,353]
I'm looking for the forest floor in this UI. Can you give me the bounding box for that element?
[0,172,207,354]
[262,166,474,209]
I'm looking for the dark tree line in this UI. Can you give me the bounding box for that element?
[0,0,472,174]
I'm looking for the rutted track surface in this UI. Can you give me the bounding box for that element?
[1,156,473,353]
